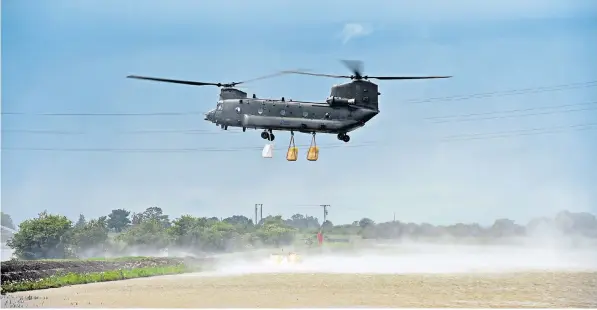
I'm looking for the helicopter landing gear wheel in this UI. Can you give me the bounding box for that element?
[337,133,350,143]
[261,130,275,141]
[268,129,275,141]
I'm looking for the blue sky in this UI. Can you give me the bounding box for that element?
[2,0,597,227]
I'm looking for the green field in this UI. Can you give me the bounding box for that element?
[2,264,190,293]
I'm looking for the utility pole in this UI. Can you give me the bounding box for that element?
[318,204,330,247]
[255,204,263,225]
[393,212,396,223]
[320,204,330,226]
[260,204,263,224]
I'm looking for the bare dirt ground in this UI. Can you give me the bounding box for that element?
[3,243,597,308]
[4,271,597,308]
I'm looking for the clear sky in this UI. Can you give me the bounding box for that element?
[2,0,597,227]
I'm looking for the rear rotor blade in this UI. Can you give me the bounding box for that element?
[340,60,364,77]
[368,75,452,80]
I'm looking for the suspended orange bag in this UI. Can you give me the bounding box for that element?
[307,134,319,161]
[286,135,298,161]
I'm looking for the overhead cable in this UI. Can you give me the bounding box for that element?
[2,81,595,116]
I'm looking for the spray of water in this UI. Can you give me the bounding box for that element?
[185,241,597,278]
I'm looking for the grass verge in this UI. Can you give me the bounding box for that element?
[35,256,158,262]
[1,264,192,294]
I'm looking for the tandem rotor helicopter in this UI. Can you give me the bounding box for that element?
[127,60,451,160]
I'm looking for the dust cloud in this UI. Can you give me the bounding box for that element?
[188,241,597,278]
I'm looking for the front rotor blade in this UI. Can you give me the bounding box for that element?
[127,75,222,87]
[236,71,293,85]
[281,70,351,79]
[369,76,452,80]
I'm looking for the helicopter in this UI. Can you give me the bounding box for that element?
[126,60,451,144]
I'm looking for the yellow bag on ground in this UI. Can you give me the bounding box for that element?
[286,135,298,161]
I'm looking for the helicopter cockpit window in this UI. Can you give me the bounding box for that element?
[217,103,223,111]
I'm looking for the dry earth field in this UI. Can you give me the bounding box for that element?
[4,271,597,308]
[3,244,597,308]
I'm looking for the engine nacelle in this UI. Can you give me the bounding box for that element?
[326,96,355,106]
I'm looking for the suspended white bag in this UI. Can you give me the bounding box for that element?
[262,143,274,158]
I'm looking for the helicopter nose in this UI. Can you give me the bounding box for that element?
[204,109,215,121]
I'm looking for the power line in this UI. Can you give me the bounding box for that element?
[0,111,206,116]
[426,101,597,123]
[403,80,597,104]
[0,141,378,153]
[1,129,242,135]
[4,99,595,135]
[440,122,597,142]
[2,81,595,116]
[2,121,595,153]
[2,121,595,152]
[431,106,597,124]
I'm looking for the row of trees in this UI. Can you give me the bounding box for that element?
[4,208,596,260]
[6,207,300,259]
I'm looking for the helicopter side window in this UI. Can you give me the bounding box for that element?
[235,107,241,114]
[217,103,223,111]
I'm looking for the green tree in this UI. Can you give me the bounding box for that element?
[132,207,170,228]
[359,218,375,228]
[75,214,87,228]
[107,209,132,232]
[116,218,170,249]
[168,215,207,249]
[1,212,16,230]
[7,211,73,259]
[255,216,296,247]
[223,215,254,233]
[71,216,109,256]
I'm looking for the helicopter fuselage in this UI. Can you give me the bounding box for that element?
[205,98,378,135]
[204,80,381,142]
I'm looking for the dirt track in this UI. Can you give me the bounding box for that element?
[4,271,597,308]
